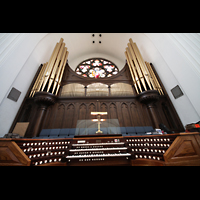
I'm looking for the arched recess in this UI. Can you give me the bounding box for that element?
[130,102,142,126]
[111,83,134,96]
[65,104,75,128]
[101,103,108,119]
[61,83,85,97]
[121,103,132,127]
[109,103,118,119]
[78,103,87,120]
[54,104,65,128]
[86,83,109,97]
[88,103,96,119]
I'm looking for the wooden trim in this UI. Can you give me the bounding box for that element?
[0,140,31,166]
[164,134,200,165]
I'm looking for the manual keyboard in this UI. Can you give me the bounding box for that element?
[66,139,132,166]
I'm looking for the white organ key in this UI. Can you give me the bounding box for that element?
[66,153,131,159]
[72,142,124,146]
[69,147,127,152]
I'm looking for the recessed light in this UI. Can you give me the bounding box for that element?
[99,41,101,44]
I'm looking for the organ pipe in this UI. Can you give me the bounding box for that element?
[145,62,164,95]
[29,38,69,97]
[125,50,141,94]
[125,38,164,95]
[129,39,152,90]
[55,50,69,95]
[126,45,144,92]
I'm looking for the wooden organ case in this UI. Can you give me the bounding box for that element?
[10,38,184,136]
[4,38,198,166]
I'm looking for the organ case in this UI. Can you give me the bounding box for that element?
[9,38,185,138]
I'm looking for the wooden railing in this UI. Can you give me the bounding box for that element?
[0,132,200,166]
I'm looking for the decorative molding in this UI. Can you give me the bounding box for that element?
[138,90,159,104]
[34,92,57,106]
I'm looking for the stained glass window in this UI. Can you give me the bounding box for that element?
[75,58,119,78]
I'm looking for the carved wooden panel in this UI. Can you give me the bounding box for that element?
[109,103,118,120]
[88,103,96,119]
[78,104,87,120]
[164,134,200,165]
[65,104,75,128]
[0,140,30,166]
[130,102,142,126]
[100,103,108,119]
[11,62,185,137]
[54,104,65,128]
[121,103,132,127]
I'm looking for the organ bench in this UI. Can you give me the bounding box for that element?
[0,132,200,166]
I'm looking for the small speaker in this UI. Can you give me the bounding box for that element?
[7,87,21,102]
[171,85,183,99]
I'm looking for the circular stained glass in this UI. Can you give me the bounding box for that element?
[75,58,119,78]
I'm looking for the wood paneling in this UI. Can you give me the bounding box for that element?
[164,134,200,166]
[10,63,185,136]
[1,133,199,166]
[121,103,132,127]
[65,104,75,128]
[54,104,65,128]
[78,103,87,120]
[0,140,30,166]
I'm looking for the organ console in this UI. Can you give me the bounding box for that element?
[1,132,200,166]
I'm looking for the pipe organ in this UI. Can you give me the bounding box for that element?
[125,38,164,95]
[29,38,69,97]
[10,37,185,145]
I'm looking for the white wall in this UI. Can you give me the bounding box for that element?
[0,33,199,137]
[0,33,47,137]
[144,33,200,126]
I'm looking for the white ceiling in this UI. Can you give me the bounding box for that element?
[36,33,158,70]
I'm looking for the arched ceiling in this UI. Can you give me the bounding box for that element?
[35,33,157,71]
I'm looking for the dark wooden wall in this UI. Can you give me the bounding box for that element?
[10,62,185,137]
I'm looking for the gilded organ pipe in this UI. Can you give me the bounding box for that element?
[129,39,152,90]
[41,39,63,92]
[145,62,164,95]
[52,47,68,94]
[125,38,164,95]
[125,50,142,93]
[55,51,69,96]
[29,38,69,97]
[127,46,144,92]
[47,42,65,92]
[125,51,139,94]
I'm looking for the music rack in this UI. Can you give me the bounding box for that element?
[0,132,200,166]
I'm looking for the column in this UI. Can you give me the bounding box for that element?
[31,92,56,137]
